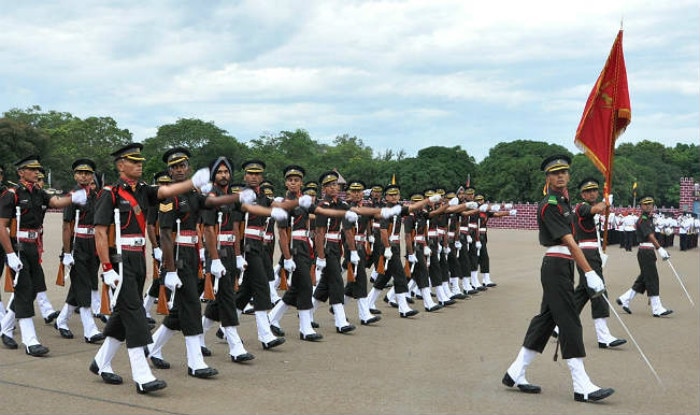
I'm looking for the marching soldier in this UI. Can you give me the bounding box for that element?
[616,196,673,317]
[502,154,614,403]
[0,156,87,356]
[53,158,105,344]
[0,166,6,322]
[472,195,517,288]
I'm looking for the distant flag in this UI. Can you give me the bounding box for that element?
[574,29,631,193]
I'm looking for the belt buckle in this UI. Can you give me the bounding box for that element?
[28,231,37,239]
[134,238,145,247]
[189,236,197,243]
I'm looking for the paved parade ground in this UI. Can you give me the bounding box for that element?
[1,212,698,415]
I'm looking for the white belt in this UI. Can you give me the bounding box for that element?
[639,242,654,248]
[326,232,341,242]
[389,235,400,242]
[354,235,366,242]
[264,233,274,242]
[578,241,599,249]
[414,235,426,242]
[218,234,235,243]
[75,227,95,235]
[175,235,199,244]
[17,230,41,239]
[546,245,571,256]
[427,230,438,237]
[120,237,146,247]
[292,230,308,237]
[244,228,265,238]
[372,223,380,229]
[459,226,470,233]
[468,224,477,229]
[437,229,446,236]
[479,228,487,233]
[447,231,455,238]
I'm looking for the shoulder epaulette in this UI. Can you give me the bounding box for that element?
[104,186,113,191]
[547,195,558,205]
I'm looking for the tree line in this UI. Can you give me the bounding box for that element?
[1,105,697,207]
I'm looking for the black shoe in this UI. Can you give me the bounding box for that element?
[485,282,497,287]
[384,296,398,308]
[215,328,225,339]
[150,356,171,369]
[360,316,381,325]
[145,316,156,325]
[136,379,167,394]
[400,310,419,318]
[90,360,123,384]
[44,311,60,325]
[270,325,285,337]
[299,332,323,342]
[415,293,423,300]
[406,296,415,304]
[85,333,105,344]
[653,309,673,317]
[369,308,382,315]
[574,388,615,402]
[450,292,467,300]
[187,366,218,378]
[26,344,49,357]
[329,306,334,315]
[231,352,256,362]
[201,346,212,357]
[477,286,487,291]
[242,307,255,315]
[439,299,456,306]
[502,372,541,394]
[261,337,285,350]
[598,339,627,349]
[616,298,631,314]
[94,313,109,323]
[425,304,443,312]
[551,330,559,339]
[54,322,74,339]
[336,324,356,334]
[467,289,479,295]
[310,321,320,329]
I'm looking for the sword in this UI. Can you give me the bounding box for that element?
[169,218,181,310]
[110,208,124,309]
[214,211,222,294]
[238,212,249,287]
[65,208,80,277]
[666,259,695,307]
[385,214,397,271]
[12,206,21,287]
[602,293,663,385]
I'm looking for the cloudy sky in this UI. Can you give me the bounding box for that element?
[1,1,697,161]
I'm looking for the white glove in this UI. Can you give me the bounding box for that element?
[344,210,359,223]
[479,204,489,212]
[70,188,88,206]
[490,204,501,212]
[199,247,206,263]
[437,244,443,255]
[475,241,482,250]
[657,247,670,260]
[423,246,432,257]
[239,188,256,205]
[274,196,284,203]
[191,168,211,189]
[448,197,459,206]
[6,252,22,272]
[407,253,417,263]
[298,194,313,209]
[350,250,360,265]
[199,182,213,194]
[454,241,462,250]
[607,194,614,205]
[429,194,442,203]
[210,258,226,278]
[584,270,605,295]
[164,271,183,291]
[509,209,517,216]
[368,235,375,244]
[380,206,397,219]
[284,258,297,272]
[316,257,326,272]
[444,246,451,255]
[271,207,288,222]
[504,203,513,210]
[62,253,75,266]
[152,247,163,262]
[383,247,393,261]
[236,255,247,272]
[465,201,478,210]
[102,269,121,289]
[466,235,473,243]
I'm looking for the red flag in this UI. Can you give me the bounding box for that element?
[574,30,631,181]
